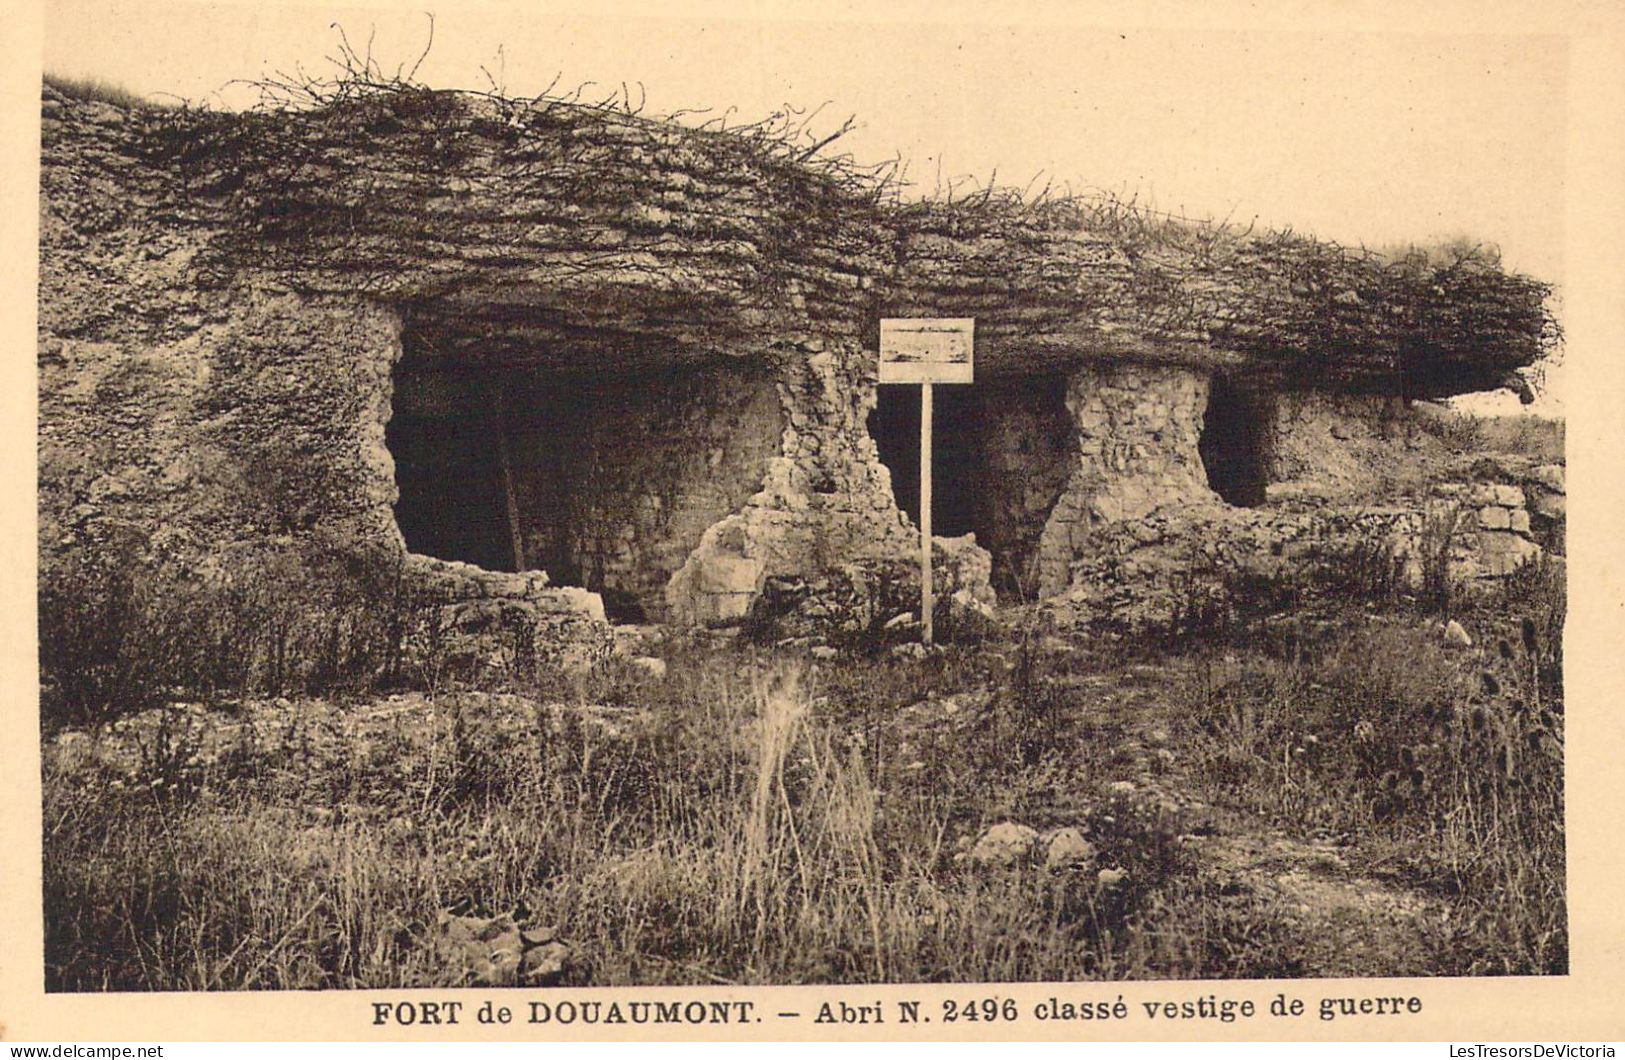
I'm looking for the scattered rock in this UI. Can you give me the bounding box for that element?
[1531,464,1565,494]
[1041,827,1097,871]
[948,587,997,628]
[434,912,574,986]
[628,656,667,680]
[1097,867,1130,889]
[890,642,929,660]
[964,822,1039,868]
[610,625,649,658]
[520,925,557,947]
[810,645,839,661]
[738,548,996,642]
[519,926,574,986]
[1491,484,1525,507]
[1107,780,1138,796]
[55,729,90,749]
[1442,620,1473,649]
[434,911,524,986]
[1145,726,1171,748]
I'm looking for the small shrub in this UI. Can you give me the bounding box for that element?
[1311,536,1406,605]
[44,73,159,110]
[40,537,423,726]
[1418,504,1464,614]
[999,623,1068,767]
[1493,553,1565,699]
[1415,409,1485,452]
[39,542,178,730]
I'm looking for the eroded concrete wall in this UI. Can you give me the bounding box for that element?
[38,86,1558,643]
[1035,384,1560,630]
[1036,364,1218,596]
[1267,391,1416,499]
[526,367,784,621]
[40,288,405,567]
[666,340,924,624]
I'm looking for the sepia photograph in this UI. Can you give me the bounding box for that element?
[11,0,1624,1040]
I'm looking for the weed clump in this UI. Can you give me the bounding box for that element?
[1181,566,1566,975]
[39,536,425,733]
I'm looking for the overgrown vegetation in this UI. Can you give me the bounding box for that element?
[1181,556,1566,975]
[43,647,1227,989]
[42,538,1566,986]
[1416,408,1565,463]
[45,22,1559,388]
[43,73,164,110]
[39,535,440,733]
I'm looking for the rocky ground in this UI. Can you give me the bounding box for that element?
[859,645,1456,980]
[42,575,1565,988]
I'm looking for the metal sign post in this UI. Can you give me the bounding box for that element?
[879,317,974,645]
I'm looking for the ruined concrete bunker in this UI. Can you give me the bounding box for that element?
[37,82,1559,650]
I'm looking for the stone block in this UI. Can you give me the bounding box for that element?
[629,656,667,680]
[704,590,755,623]
[1483,537,1540,575]
[1492,484,1525,507]
[1531,464,1565,494]
[1531,491,1565,521]
[433,912,523,986]
[1509,509,1531,534]
[1478,505,1511,530]
[695,551,763,595]
[1042,827,1098,872]
[964,822,1039,869]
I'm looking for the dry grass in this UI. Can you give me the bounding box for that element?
[1417,408,1565,464]
[42,559,1566,988]
[1182,557,1567,975]
[44,73,162,110]
[1474,415,1565,464]
[39,465,1566,988]
[40,649,1221,988]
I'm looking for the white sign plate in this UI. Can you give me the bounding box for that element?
[879,317,975,384]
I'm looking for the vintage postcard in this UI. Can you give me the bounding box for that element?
[3,0,1624,1043]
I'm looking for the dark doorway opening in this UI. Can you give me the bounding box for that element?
[388,357,783,624]
[1199,378,1275,507]
[389,407,525,574]
[869,385,978,539]
[868,375,1075,597]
